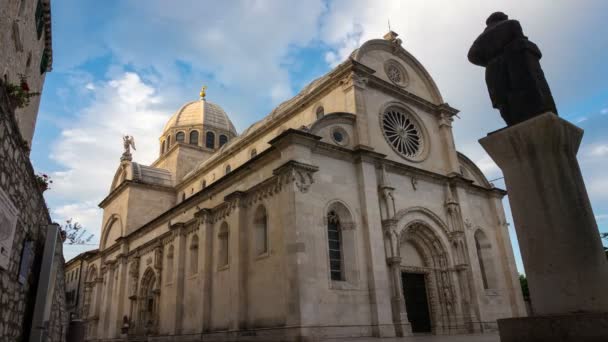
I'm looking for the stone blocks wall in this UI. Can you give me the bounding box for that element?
[0,83,67,341]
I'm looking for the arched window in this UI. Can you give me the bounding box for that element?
[190,235,199,275]
[181,192,186,202]
[225,165,231,174]
[316,106,324,119]
[327,210,343,281]
[176,131,185,143]
[166,245,174,284]
[161,140,166,154]
[475,229,497,289]
[206,131,215,149]
[254,205,268,256]
[201,180,206,189]
[167,135,171,148]
[219,134,228,147]
[250,149,257,158]
[218,222,229,268]
[189,130,199,145]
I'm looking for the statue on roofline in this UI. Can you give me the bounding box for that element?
[468,12,558,126]
[123,135,136,154]
[122,135,136,161]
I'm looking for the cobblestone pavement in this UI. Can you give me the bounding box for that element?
[322,334,500,342]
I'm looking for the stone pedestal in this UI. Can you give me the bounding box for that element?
[479,113,608,341]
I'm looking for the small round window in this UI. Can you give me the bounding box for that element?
[384,60,409,87]
[381,107,424,160]
[330,127,348,146]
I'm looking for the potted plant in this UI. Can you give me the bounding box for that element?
[5,74,40,110]
[35,173,52,192]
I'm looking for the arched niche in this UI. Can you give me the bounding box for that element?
[100,215,123,250]
[253,204,269,256]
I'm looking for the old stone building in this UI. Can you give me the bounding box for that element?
[65,249,99,319]
[82,32,525,341]
[1,1,67,341]
[0,0,53,148]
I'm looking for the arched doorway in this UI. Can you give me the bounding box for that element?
[399,222,458,334]
[137,268,158,335]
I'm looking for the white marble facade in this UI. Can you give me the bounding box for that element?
[81,32,525,341]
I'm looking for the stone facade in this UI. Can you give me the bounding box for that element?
[81,32,525,341]
[0,1,65,340]
[0,0,52,148]
[65,249,99,320]
[0,83,67,341]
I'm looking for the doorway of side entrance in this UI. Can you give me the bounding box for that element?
[402,272,432,333]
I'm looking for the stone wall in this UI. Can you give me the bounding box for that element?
[0,82,67,341]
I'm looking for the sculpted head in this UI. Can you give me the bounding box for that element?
[486,12,508,27]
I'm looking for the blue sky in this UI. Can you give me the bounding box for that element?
[32,1,608,266]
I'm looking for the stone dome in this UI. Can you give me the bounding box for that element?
[162,99,237,135]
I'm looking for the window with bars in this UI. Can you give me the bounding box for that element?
[327,210,343,281]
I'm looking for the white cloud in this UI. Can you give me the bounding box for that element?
[47,72,169,231]
[588,178,608,200]
[597,214,608,222]
[588,144,608,158]
[475,155,501,178]
[601,108,608,115]
[576,117,588,123]
[52,201,102,239]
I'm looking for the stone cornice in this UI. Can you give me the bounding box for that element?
[361,71,459,118]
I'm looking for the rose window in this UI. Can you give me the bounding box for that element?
[387,65,402,84]
[381,108,423,159]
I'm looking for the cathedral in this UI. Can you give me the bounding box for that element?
[81,32,525,341]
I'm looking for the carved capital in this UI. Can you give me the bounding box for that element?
[340,72,368,91]
[439,113,453,128]
[381,218,398,231]
[273,160,319,193]
[386,256,402,265]
[194,208,213,224]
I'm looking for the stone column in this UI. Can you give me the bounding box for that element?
[378,165,411,336]
[127,257,139,335]
[480,113,608,341]
[354,149,397,337]
[272,160,319,337]
[172,224,186,334]
[196,209,214,333]
[444,181,479,332]
[114,253,129,337]
[224,191,248,330]
[437,108,462,175]
[341,71,370,146]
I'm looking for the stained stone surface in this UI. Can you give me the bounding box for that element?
[0,84,68,341]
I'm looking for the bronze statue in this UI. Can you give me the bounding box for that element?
[468,12,557,126]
